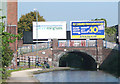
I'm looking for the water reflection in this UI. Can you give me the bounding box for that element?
[34,70,119,82]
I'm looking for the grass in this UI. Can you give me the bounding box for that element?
[1,68,33,83]
[4,68,32,78]
[7,68,31,73]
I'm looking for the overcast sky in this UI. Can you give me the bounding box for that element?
[18,2,118,30]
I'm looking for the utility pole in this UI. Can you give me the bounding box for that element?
[34,9,39,67]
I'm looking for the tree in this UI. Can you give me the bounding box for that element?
[94,18,117,43]
[105,26,117,35]
[0,13,20,79]
[18,11,45,39]
[94,18,107,28]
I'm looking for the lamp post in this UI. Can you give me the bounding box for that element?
[34,8,39,67]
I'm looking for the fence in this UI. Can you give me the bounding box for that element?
[18,42,51,55]
[16,56,49,68]
[103,40,120,50]
[18,40,120,55]
[58,40,97,48]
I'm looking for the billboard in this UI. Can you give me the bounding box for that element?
[33,21,66,39]
[70,20,105,39]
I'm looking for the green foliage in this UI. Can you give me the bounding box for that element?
[18,11,45,38]
[105,26,117,35]
[94,18,117,42]
[104,25,117,42]
[1,15,20,79]
[94,18,117,36]
[0,16,6,20]
[94,18,107,28]
[2,68,11,79]
[2,25,20,68]
[7,68,30,73]
[1,68,30,80]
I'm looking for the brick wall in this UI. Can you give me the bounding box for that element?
[18,40,23,47]
[102,48,112,60]
[18,39,115,67]
[7,1,18,52]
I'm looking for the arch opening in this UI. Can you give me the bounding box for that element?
[59,51,97,70]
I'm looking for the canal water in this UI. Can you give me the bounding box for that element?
[34,70,119,82]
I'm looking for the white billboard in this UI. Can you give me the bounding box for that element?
[33,21,66,39]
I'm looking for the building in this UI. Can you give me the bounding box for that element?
[1,0,18,68]
[1,0,18,52]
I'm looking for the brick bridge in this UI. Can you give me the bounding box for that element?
[18,39,119,68]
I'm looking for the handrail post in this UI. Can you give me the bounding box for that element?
[86,39,88,47]
[48,42,49,48]
[96,40,97,47]
[67,40,69,47]
[32,44,34,52]
[103,40,104,47]
[106,40,107,48]
[58,40,59,47]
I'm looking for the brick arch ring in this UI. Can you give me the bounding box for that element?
[52,49,97,67]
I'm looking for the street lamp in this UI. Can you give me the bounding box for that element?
[34,8,39,66]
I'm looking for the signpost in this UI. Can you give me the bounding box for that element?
[70,20,105,39]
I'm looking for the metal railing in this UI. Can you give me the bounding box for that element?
[18,42,51,55]
[58,40,97,48]
[103,40,120,50]
[18,40,120,55]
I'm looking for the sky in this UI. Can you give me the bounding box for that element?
[12,0,120,2]
[18,2,118,30]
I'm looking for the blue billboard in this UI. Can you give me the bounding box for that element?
[70,21,105,39]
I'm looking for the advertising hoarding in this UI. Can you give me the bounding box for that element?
[33,21,66,39]
[70,20,105,39]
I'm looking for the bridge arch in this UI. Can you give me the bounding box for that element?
[57,50,96,61]
[54,50,97,70]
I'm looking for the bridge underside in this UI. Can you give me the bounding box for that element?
[52,47,103,68]
[59,51,97,70]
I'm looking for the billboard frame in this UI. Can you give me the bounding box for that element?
[33,21,67,42]
[70,20,105,39]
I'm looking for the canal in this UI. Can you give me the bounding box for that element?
[34,51,120,83]
[34,70,119,82]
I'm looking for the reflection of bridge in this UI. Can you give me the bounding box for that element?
[17,39,120,68]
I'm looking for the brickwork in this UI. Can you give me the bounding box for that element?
[52,39,58,49]
[102,48,112,60]
[7,1,18,69]
[52,47,97,67]
[18,39,115,67]
[18,40,23,47]
[47,39,102,66]
[96,39,103,64]
[7,1,18,52]
[7,1,17,25]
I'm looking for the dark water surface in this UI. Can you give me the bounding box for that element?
[34,70,119,82]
